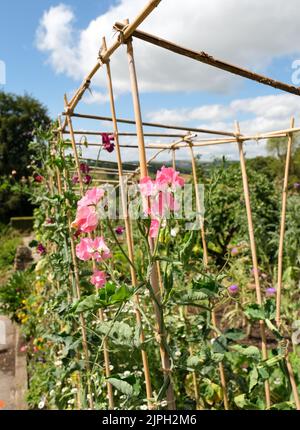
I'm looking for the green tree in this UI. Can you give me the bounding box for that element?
[0,91,50,222]
[0,91,50,178]
[204,159,279,267]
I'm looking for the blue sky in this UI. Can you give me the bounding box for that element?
[0,1,115,117]
[1,0,300,160]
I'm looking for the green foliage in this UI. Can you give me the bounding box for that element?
[0,91,51,222]
[8,126,299,411]
[0,270,32,322]
[0,224,21,271]
[0,91,50,177]
[204,160,279,265]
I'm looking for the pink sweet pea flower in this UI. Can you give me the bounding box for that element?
[149,219,160,238]
[151,191,180,217]
[76,237,94,260]
[92,236,112,261]
[90,270,107,289]
[71,206,98,233]
[155,166,185,191]
[77,187,105,208]
[139,176,156,197]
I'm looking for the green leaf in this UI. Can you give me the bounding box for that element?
[212,335,228,354]
[97,321,133,346]
[163,265,174,295]
[192,278,220,297]
[110,284,133,304]
[264,299,276,320]
[265,319,283,340]
[249,366,258,392]
[244,304,265,320]
[107,378,133,396]
[179,231,196,264]
[231,345,261,360]
[234,394,258,410]
[258,367,269,380]
[75,294,99,313]
[73,283,133,313]
[187,355,201,369]
[224,328,246,341]
[262,354,285,368]
[270,401,295,410]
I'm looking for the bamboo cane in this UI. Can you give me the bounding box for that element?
[188,142,229,410]
[276,117,294,327]
[67,0,162,113]
[235,121,271,409]
[64,100,114,409]
[63,111,235,137]
[171,149,176,171]
[285,354,300,410]
[172,148,201,408]
[102,36,153,407]
[56,131,94,409]
[188,143,208,265]
[54,136,83,409]
[115,22,300,97]
[57,133,287,150]
[275,117,300,410]
[63,130,186,138]
[126,27,176,410]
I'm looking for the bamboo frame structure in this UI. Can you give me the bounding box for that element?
[114,22,300,97]
[187,141,229,410]
[235,121,271,409]
[64,97,115,409]
[125,23,176,410]
[274,117,300,410]
[276,117,294,327]
[63,130,187,138]
[62,112,235,137]
[52,0,300,411]
[102,36,154,407]
[56,118,94,409]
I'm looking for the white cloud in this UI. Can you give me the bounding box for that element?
[145,93,300,160]
[82,90,110,105]
[147,93,300,135]
[36,0,300,97]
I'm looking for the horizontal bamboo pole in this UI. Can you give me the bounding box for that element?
[66,0,162,112]
[64,141,183,149]
[59,131,287,150]
[62,112,236,137]
[63,130,187,138]
[114,22,300,97]
[73,179,133,184]
[260,126,300,137]
[71,167,134,174]
[61,141,159,149]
